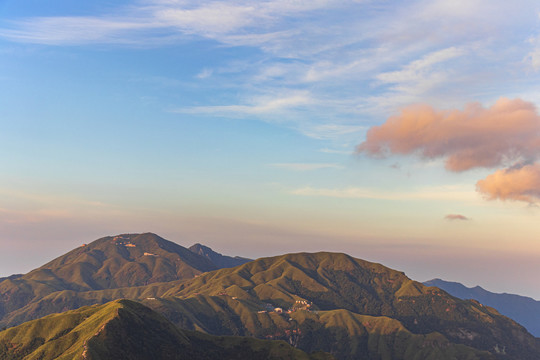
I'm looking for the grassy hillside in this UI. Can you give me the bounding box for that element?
[0,299,333,360]
[0,233,216,322]
[1,248,538,359]
[139,295,495,360]
[148,252,540,359]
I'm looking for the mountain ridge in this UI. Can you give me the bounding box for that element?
[424,278,540,337]
[189,243,252,269]
[0,299,332,360]
[1,234,539,359]
[0,233,250,328]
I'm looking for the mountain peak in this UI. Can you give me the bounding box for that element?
[36,232,218,289]
[188,243,252,268]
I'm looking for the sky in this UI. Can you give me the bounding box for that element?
[0,0,539,299]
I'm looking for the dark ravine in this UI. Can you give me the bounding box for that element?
[1,233,539,359]
[424,278,540,337]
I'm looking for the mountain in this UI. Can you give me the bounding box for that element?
[142,252,539,359]
[0,234,540,360]
[140,296,497,360]
[0,233,223,327]
[189,243,252,268]
[3,248,539,359]
[424,278,540,337]
[0,299,332,360]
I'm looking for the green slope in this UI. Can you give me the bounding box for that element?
[1,248,539,359]
[0,299,333,360]
[0,233,217,322]
[137,295,495,360]
[145,252,540,359]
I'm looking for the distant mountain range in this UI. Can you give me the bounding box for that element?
[1,233,539,359]
[424,278,540,337]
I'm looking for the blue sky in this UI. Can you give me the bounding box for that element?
[1,0,540,299]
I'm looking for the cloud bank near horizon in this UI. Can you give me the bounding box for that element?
[357,98,540,203]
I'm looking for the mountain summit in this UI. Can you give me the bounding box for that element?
[0,233,247,328]
[189,243,252,268]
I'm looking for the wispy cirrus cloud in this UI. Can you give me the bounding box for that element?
[172,91,313,116]
[370,47,466,109]
[525,34,540,71]
[0,187,120,224]
[291,185,476,202]
[376,47,465,86]
[318,148,352,155]
[299,124,366,140]
[0,16,155,45]
[3,0,540,143]
[0,0,337,46]
[196,68,213,79]
[270,163,343,171]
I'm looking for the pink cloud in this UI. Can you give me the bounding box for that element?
[445,214,469,221]
[476,163,540,203]
[357,98,540,172]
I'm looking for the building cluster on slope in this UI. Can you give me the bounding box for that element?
[257,300,313,315]
[113,236,136,247]
[288,300,312,312]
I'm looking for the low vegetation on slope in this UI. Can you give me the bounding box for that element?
[0,233,217,324]
[1,235,539,360]
[0,299,333,360]
[144,252,539,359]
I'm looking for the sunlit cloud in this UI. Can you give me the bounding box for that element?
[476,163,540,203]
[357,97,540,203]
[357,98,540,172]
